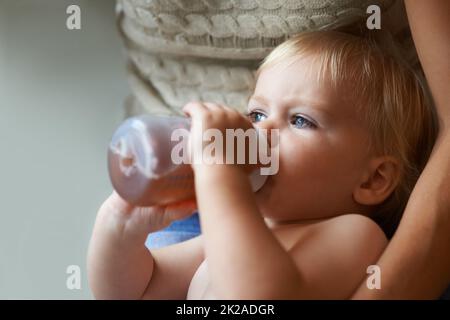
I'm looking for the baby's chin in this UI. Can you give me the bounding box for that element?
[258,204,299,222]
[253,174,306,221]
[255,193,297,222]
[254,179,316,223]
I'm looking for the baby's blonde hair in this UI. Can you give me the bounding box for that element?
[257,30,438,238]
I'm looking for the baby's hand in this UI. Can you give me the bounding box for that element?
[97,191,197,245]
[182,102,257,173]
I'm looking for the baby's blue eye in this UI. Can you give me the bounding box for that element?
[291,115,315,129]
[247,111,267,123]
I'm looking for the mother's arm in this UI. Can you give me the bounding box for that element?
[352,0,450,299]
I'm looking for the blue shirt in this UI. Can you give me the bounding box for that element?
[145,212,201,249]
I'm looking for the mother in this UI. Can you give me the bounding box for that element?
[115,0,449,298]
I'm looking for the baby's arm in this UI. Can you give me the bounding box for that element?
[87,192,203,299]
[194,166,305,299]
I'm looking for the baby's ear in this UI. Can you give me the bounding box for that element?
[353,156,401,206]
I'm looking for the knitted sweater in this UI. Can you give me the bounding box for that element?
[116,0,414,116]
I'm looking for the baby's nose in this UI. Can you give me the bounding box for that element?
[253,121,277,147]
[255,118,277,133]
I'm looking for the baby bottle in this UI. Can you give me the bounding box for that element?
[107,115,268,207]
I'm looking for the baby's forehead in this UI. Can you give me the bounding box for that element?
[256,56,358,103]
[258,55,344,94]
[253,63,367,123]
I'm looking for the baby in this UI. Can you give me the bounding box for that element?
[87,30,437,299]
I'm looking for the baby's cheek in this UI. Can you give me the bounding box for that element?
[281,140,329,174]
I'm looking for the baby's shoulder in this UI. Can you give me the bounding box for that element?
[285,214,388,298]
[309,214,388,252]
[316,213,386,238]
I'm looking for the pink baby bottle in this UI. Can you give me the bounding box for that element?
[108,115,268,207]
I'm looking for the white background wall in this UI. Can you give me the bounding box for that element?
[0,0,129,299]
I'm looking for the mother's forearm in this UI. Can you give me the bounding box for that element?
[194,166,302,299]
[405,0,450,129]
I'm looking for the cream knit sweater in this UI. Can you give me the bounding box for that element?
[116,0,415,116]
